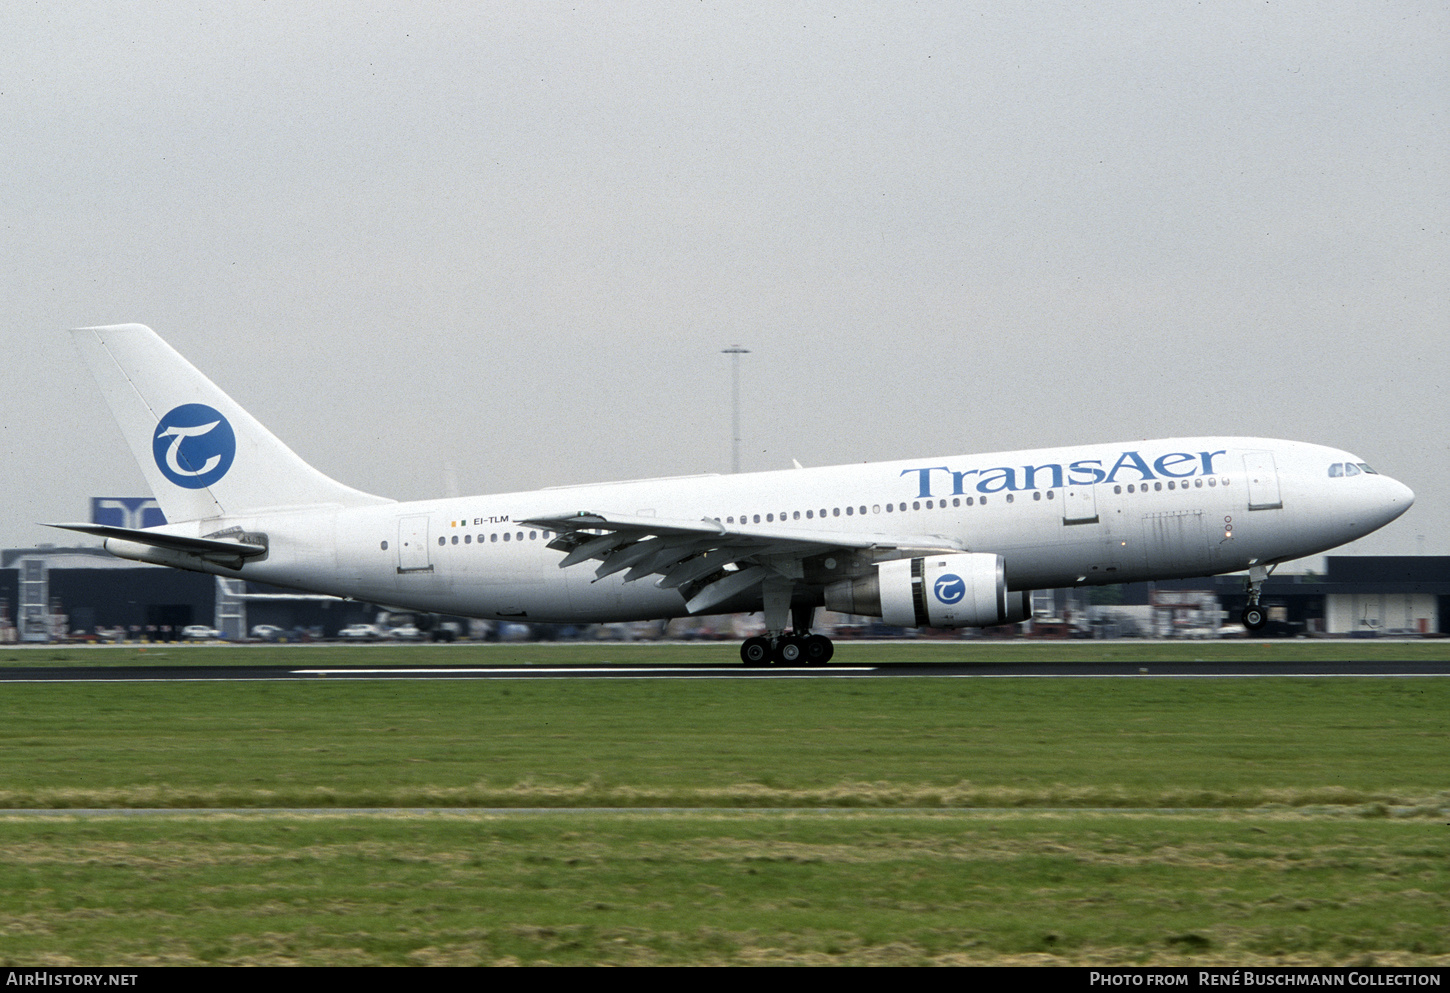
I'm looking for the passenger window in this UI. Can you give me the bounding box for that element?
[806,510,814,519]
[872,505,880,514]
[753,514,761,523]
[465,534,472,543]
[1033,491,1041,501]
[912,501,920,510]
[793,511,800,520]
[491,534,498,542]
[1006,493,1014,503]
[1114,486,1122,494]
[833,508,840,517]
[846,506,853,516]
[503,533,510,541]
[767,513,774,522]
[1154,482,1162,491]
[438,537,446,546]
[966,497,974,506]
[1046,490,1055,500]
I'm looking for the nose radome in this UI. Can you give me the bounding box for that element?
[1377,475,1415,525]
[1391,477,1415,511]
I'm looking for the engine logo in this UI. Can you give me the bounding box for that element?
[153,404,236,489]
[933,573,966,605]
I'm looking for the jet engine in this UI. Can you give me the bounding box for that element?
[824,552,1030,628]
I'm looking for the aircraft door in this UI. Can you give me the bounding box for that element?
[1243,452,1283,511]
[1140,509,1216,576]
[1060,483,1099,525]
[396,515,434,573]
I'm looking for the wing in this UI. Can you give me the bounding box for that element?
[519,510,964,614]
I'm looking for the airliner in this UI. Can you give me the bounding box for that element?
[51,324,1414,663]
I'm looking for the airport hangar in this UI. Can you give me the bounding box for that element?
[1,490,1442,643]
[2,544,1445,643]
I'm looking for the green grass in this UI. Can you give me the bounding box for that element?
[0,678,1444,809]
[4,638,1450,667]
[0,811,1444,966]
[1,659,1447,965]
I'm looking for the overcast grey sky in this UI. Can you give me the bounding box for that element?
[3,2,1445,561]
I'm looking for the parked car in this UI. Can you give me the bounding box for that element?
[385,624,423,640]
[338,623,383,641]
[250,624,284,642]
[181,625,222,640]
[431,621,462,643]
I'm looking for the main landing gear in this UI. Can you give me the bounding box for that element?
[1241,563,1273,632]
[740,591,834,666]
[740,632,834,666]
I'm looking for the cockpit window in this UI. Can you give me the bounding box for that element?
[1328,463,1343,477]
[1358,463,1378,474]
[1344,463,1361,476]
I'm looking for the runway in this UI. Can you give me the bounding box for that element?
[2,659,1448,681]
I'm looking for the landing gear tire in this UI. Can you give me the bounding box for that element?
[741,637,772,666]
[803,635,834,666]
[775,636,804,665]
[1242,606,1268,631]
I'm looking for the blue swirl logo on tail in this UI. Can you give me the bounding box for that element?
[153,404,235,488]
[933,573,966,605]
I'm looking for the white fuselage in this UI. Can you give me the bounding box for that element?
[113,436,1414,624]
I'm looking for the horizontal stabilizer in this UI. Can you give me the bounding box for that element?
[46,523,268,559]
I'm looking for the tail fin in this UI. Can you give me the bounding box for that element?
[72,324,392,522]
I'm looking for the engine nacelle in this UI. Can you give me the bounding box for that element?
[824,552,1030,628]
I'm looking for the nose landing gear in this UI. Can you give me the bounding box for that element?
[1241,563,1273,632]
